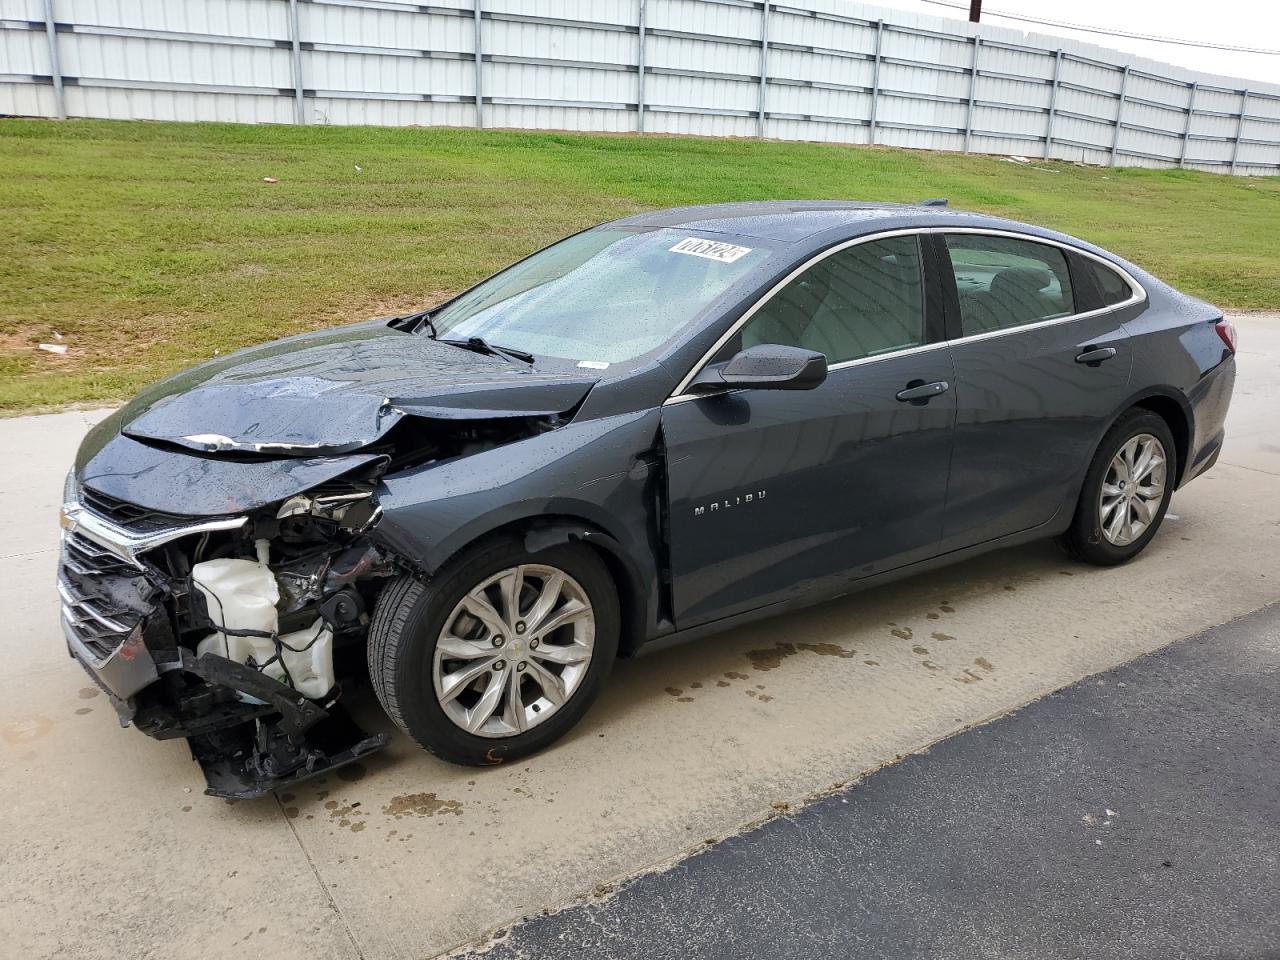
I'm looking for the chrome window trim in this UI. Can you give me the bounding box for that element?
[663,226,1147,406]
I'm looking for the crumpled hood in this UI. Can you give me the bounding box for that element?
[117,321,598,455]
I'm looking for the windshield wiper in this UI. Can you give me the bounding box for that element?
[389,308,439,338]
[392,311,534,364]
[440,336,535,364]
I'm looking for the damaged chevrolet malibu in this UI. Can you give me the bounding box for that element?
[59,200,1236,797]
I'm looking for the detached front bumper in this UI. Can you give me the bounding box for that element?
[173,652,388,800]
[65,623,388,798]
[58,517,388,800]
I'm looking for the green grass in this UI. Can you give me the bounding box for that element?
[1,118,1276,414]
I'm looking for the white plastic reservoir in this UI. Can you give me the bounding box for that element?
[192,555,336,701]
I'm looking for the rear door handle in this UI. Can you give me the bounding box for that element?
[896,380,950,404]
[1075,346,1117,366]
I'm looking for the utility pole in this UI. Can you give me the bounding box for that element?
[969,0,981,22]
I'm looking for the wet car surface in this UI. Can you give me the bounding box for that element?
[7,314,1275,960]
[57,200,1235,797]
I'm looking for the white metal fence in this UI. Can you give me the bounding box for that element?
[2,0,1278,175]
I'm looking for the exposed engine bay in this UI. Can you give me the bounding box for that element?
[60,410,567,799]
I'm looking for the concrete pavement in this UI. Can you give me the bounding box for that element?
[0,315,1276,959]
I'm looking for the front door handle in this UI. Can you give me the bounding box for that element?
[1075,346,1117,366]
[895,380,950,404]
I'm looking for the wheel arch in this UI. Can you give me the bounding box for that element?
[394,509,656,660]
[521,516,652,659]
[1122,388,1193,488]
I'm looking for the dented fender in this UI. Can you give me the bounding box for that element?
[369,408,669,645]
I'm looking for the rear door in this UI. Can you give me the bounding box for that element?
[936,231,1133,549]
[661,233,956,628]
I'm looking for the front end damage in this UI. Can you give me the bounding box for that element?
[63,436,576,801]
[59,467,397,799]
[60,325,600,798]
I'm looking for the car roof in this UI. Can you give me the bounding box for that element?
[609,200,1059,245]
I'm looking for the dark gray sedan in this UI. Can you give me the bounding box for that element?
[59,201,1236,796]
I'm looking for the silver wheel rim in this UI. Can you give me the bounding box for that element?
[1098,433,1167,547]
[432,564,595,739]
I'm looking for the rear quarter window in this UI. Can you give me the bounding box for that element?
[1084,257,1137,307]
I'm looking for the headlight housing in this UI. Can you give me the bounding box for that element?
[63,467,80,508]
[60,468,82,531]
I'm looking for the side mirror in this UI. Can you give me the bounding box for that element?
[689,343,828,394]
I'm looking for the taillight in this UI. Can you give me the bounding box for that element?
[1215,318,1237,354]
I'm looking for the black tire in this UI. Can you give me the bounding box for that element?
[367,538,619,765]
[1058,409,1177,566]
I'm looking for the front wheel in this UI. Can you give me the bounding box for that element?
[1059,409,1176,566]
[367,539,619,765]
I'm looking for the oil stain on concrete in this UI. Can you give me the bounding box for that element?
[383,793,463,819]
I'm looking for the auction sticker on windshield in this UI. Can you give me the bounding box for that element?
[669,237,754,263]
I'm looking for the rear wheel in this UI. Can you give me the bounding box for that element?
[368,538,619,765]
[1059,409,1176,566]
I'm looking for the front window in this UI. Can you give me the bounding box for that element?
[722,235,925,365]
[428,228,774,366]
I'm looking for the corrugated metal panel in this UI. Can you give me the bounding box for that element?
[1,0,1277,174]
[770,7,870,54]
[648,71,757,113]
[486,19,634,66]
[310,95,473,127]
[1193,112,1237,140]
[1,18,49,74]
[648,0,761,42]
[487,62,633,104]
[1194,87,1238,115]
[646,33,757,78]
[646,107,754,137]
[769,84,869,121]
[303,50,471,98]
[0,82,54,117]
[66,85,293,123]
[59,0,287,40]
[768,48,873,89]
[1061,57,1121,97]
[1,0,47,19]
[300,5,471,51]
[1250,94,1280,121]
[882,25,969,71]
[487,102,634,131]
[484,0,634,28]
[59,33,290,88]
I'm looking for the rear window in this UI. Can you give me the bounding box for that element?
[944,234,1075,336]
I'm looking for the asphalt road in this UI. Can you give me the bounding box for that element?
[469,602,1280,960]
[0,315,1276,959]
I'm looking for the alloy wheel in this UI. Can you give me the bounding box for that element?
[1098,433,1167,547]
[432,564,596,738]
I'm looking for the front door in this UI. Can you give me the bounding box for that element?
[661,233,956,629]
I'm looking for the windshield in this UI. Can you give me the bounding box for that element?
[428,228,773,366]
